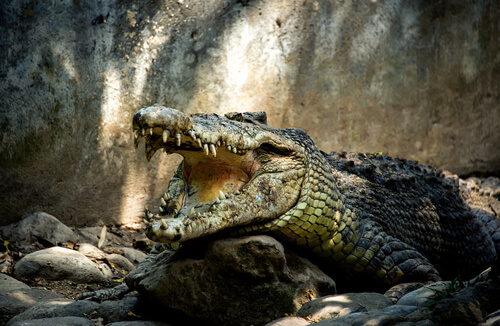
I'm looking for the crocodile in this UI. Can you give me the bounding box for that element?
[133,105,499,288]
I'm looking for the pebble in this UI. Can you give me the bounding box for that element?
[7,316,96,326]
[6,299,100,326]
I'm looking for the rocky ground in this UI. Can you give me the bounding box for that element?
[1,177,499,326]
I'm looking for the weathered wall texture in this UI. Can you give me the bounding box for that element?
[1,0,499,226]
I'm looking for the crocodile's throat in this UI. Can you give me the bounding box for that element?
[165,147,261,219]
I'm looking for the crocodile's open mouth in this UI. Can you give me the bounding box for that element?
[137,127,262,221]
[133,106,303,243]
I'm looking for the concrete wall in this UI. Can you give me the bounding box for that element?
[1,0,499,226]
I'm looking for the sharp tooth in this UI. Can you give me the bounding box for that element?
[160,219,168,230]
[142,128,146,136]
[161,198,167,206]
[189,207,196,218]
[159,207,164,213]
[197,138,202,148]
[163,193,171,201]
[134,130,140,139]
[163,130,170,143]
[215,197,221,204]
[209,144,217,157]
[218,190,226,200]
[188,130,197,140]
[176,133,182,146]
[217,140,221,147]
[227,145,232,151]
[203,143,209,156]
[232,147,238,154]
[150,128,154,136]
[143,219,150,225]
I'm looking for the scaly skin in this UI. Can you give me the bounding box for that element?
[133,105,498,287]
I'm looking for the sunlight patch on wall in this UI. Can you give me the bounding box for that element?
[99,65,123,151]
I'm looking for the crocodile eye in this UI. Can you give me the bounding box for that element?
[233,114,244,122]
[225,112,245,122]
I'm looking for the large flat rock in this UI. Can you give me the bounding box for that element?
[126,235,336,326]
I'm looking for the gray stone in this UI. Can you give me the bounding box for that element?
[76,243,107,260]
[481,177,500,197]
[6,299,99,326]
[73,228,104,247]
[106,253,136,272]
[119,247,147,265]
[265,316,311,326]
[126,235,336,326]
[7,316,95,326]
[105,322,171,326]
[396,282,448,307]
[0,288,64,318]
[430,289,484,325]
[94,295,140,324]
[0,274,30,293]
[0,212,76,251]
[403,307,433,323]
[313,305,420,326]
[296,292,393,321]
[13,246,112,284]
[479,309,500,326]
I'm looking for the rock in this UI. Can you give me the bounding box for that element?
[73,227,105,247]
[312,305,421,326]
[296,292,393,321]
[396,282,448,307]
[126,235,336,326]
[265,316,312,326]
[105,254,136,272]
[430,287,485,325]
[431,296,483,325]
[0,288,64,320]
[13,246,112,284]
[403,307,433,324]
[119,247,147,265]
[6,299,99,326]
[480,309,500,326]
[480,177,500,197]
[74,227,138,249]
[7,316,95,326]
[0,274,30,292]
[94,295,141,324]
[0,212,76,252]
[76,243,107,260]
[105,322,172,326]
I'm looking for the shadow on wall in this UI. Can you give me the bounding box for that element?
[0,0,499,227]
